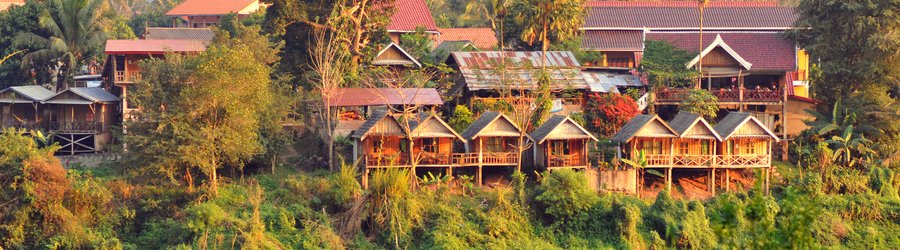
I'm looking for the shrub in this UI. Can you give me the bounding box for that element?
[449,105,475,132]
[535,170,599,224]
[679,89,719,120]
[678,202,717,249]
[584,93,640,136]
[367,168,422,248]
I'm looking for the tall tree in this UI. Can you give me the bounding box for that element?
[464,0,511,49]
[696,0,708,88]
[14,0,108,91]
[792,0,900,139]
[309,28,349,171]
[511,0,584,66]
[0,0,47,87]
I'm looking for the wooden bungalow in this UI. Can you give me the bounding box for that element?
[714,112,779,193]
[0,86,54,130]
[530,115,599,170]
[611,114,679,191]
[372,43,422,70]
[42,87,120,154]
[459,111,531,184]
[668,112,723,168]
[352,110,464,188]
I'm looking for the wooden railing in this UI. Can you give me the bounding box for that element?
[114,71,141,83]
[635,154,769,168]
[364,154,409,167]
[656,88,782,103]
[548,155,586,168]
[49,121,102,133]
[365,152,520,167]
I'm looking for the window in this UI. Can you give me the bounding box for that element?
[372,139,383,154]
[552,141,570,156]
[486,137,503,152]
[726,140,735,155]
[679,142,689,155]
[701,141,711,155]
[742,141,757,155]
[641,140,663,155]
[422,138,438,153]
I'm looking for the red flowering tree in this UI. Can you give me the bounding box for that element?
[584,93,640,136]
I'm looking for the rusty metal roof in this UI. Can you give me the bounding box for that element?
[584,3,797,30]
[105,39,208,55]
[328,88,443,107]
[449,51,589,91]
[144,28,215,41]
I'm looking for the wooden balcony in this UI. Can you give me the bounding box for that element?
[364,154,409,167]
[49,121,102,133]
[1,120,39,130]
[114,70,141,83]
[656,87,782,104]
[548,155,587,168]
[638,154,770,168]
[364,152,520,168]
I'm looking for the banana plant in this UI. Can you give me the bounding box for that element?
[826,125,873,167]
[621,150,664,177]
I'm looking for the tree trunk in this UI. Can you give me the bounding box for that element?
[328,138,335,171]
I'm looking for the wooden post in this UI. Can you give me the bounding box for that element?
[666,167,673,191]
[584,139,589,168]
[782,74,789,161]
[710,168,716,196]
[362,168,369,189]
[478,138,484,185]
[447,167,453,178]
[765,167,771,195]
[725,169,731,192]
[739,69,744,112]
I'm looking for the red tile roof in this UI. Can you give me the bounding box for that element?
[582,30,644,51]
[645,32,796,71]
[328,88,443,107]
[387,0,438,32]
[105,40,208,55]
[166,0,256,16]
[436,28,498,50]
[584,3,796,30]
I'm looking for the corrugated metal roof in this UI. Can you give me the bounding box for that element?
[584,4,797,29]
[351,110,398,139]
[460,111,529,140]
[450,51,589,91]
[105,39,208,55]
[582,30,644,51]
[0,85,54,103]
[611,114,653,143]
[713,112,779,140]
[668,111,722,141]
[530,115,598,144]
[387,0,439,32]
[328,88,443,107]
[43,87,120,105]
[582,71,644,93]
[166,0,257,16]
[407,112,463,140]
[144,28,215,41]
[436,28,498,50]
[645,32,796,71]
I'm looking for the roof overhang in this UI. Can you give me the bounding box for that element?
[374,42,422,68]
[686,34,752,70]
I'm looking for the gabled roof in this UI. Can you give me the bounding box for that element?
[610,114,678,143]
[105,39,208,55]
[328,88,443,107]
[668,112,722,141]
[43,87,120,105]
[351,110,404,140]
[449,51,589,91]
[166,0,258,16]
[0,86,54,103]
[432,41,477,63]
[713,112,780,141]
[582,71,644,93]
[372,43,422,68]
[387,0,439,33]
[685,35,752,70]
[460,111,530,141]
[407,112,463,140]
[645,32,796,71]
[144,28,215,41]
[530,115,598,144]
[435,28,498,50]
[582,30,644,51]
[583,2,797,30]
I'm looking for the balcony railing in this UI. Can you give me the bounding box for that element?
[548,155,587,168]
[114,71,141,83]
[365,152,521,167]
[49,121,102,133]
[364,154,409,167]
[656,87,782,103]
[638,154,769,168]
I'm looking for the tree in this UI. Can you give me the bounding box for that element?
[804,98,880,137]
[696,0,709,88]
[510,0,584,66]
[449,105,474,132]
[641,40,699,89]
[826,125,874,168]
[584,93,640,137]
[309,28,349,171]
[679,89,719,120]
[127,31,277,196]
[464,0,511,49]
[14,0,108,91]
[0,0,48,87]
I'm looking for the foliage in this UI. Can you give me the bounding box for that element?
[641,40,699,88]
[0,0,47,87]
[367,168,423,248]
[399,26,436,64]
[825,125,874,168]
[584,93,640,136]
[805,98,882,138]
[509,0,585,53]
[549,35,603,64]
[14,0,108,90]
[679,89,719,120]
[535,170,598,225]
[449,105,475,132]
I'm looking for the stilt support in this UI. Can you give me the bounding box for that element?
[362,168,369,189]
[725,169,731,192]
[710,168,716,196]
[477,166,483,185]
[666,167,673,191]
[765,167,771,195]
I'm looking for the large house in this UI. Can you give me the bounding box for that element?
[386,0,440,44]
[580,1,814,139]
[166,0,263,28]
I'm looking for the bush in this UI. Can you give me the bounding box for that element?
[449,105,475,132]
[584,93,640,136]
[535,170,598,224]
[679,89,719,120]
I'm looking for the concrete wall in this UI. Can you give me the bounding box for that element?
[587,167,637,194]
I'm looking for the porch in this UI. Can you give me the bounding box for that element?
[639,154,771,168]
[656,87,782,104]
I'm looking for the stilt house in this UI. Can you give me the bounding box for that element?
[0,86,54,130]
[530,115,599,170]
[459,111,531,183]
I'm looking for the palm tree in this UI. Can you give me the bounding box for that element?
[0,51,24,65]
[697,0,708,89]
[513,0,585,68]
[465,0,511,50]
[14,0,107,91]
[804,98,880,137]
